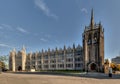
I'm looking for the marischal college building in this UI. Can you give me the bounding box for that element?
[9,9,104,72]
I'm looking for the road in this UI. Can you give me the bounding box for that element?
[0,72,120,84]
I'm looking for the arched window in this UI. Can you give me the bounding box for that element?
[94,32,98,43]
[88,34,92,44]
[94,32,97,38]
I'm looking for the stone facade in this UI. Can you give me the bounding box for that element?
[9,45,83,71]
[9,46,26,71]
[9,9,104,72]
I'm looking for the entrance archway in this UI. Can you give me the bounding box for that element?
[88,62,98,72]
[90,63,96,70]
[18,66,22,71]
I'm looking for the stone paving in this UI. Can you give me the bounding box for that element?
[0,72,120,84]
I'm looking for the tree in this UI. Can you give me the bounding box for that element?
[0,56,8,63]
[110,62,117,71]
[104,59,109,65]
[0,61,5,69]
[116,64,120,71]
[0,55,9,69]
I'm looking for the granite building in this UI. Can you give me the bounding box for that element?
[9,9,104,72]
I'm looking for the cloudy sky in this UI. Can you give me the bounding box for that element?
[0,0,119,59]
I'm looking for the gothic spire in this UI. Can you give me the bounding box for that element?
[22,45,26,52]
[90,8,94,29]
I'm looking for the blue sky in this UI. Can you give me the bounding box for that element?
[0,0,119,59]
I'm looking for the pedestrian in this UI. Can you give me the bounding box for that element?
[87,69,88,74]
[108,67,112,77]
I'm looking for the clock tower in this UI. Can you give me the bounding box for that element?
[83,9,104,72]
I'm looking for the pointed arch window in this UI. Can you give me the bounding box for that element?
[88,34,92,45]
[94,32,98,43]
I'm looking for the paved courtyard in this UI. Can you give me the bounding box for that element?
[0,72,120,84]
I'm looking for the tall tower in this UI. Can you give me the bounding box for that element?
[83,9,104,72]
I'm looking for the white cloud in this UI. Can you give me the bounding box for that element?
[0,43,14,48]
[1,24,13,30]
[40,38,48,42]
[81,8,88,14]
[17,27,29,34]
[34,0,58,19]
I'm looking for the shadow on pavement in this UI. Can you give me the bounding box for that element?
[5,71,120,79]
